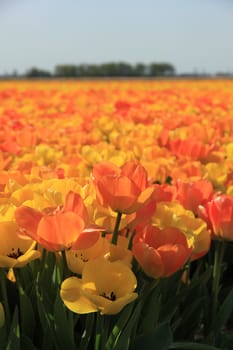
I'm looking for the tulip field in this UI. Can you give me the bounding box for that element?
[1,78,233,349]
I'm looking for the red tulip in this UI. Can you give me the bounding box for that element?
[132,225,191,278]
[198,194,233,240]
[175,179,214,215]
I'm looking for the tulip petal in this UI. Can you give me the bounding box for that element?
[157,244,189,277]
[60,277,98,314]
[82,290,138,315]
[15,206,42,236]
[133,242,164,278]
[37,212,85,249]
[82,258,137,297]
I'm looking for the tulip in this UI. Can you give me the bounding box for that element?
[104,235,133,267]
[60,257,138,315]
[175,179,214,215]
[204,162,228,192]
[15,191,100,251]
[198,194,233,240]
[152,202,211,258]
[132,225,191,278]
[168,137,213,161]
[93,161,154,214]
[0,222,40,268]
[66,236,109,274]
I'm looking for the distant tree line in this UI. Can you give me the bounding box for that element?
[2,63,231,79]
[25,67,52,78]
[22,62,176,78]
[53,62,175,77]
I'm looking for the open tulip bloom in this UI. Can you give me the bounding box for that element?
[0,221,40,268]
[60,257,138,315]
[14,191,101,251]
[93,161,155,214]
[1,79,233,349]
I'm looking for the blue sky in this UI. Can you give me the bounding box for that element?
[0,0,233,75]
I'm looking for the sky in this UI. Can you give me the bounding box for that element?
[0,0,233,75]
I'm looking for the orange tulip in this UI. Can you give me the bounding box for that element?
[175,179,214,215]
[152,183,176,202]
[168,137,214,161]
[198,194,233,240]
[126,198,156,230]
[15,191,100,251]
[93,161,154,214]
[132,225,191,278]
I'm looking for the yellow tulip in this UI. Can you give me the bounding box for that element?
[152,202,210,257]
[65,236,109,274]
[0,222,40,268]
[60,257,138,315]
[104,235,132,267]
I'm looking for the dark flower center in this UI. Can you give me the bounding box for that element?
[75,252,88,262]
[7,247,24,259]
[101,291,116,301]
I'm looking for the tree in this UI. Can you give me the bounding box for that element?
[25,67,51,78]
[149,63,175,77]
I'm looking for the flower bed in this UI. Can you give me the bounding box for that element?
[0,79,233,349]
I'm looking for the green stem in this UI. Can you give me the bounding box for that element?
[128,229,136,251]
[62,249,69,278]
[36,248,47,284]
[184,259,191,286]
[95,313,104,350]
[212,240,225,320]
[53,252,62,285]
[111,212,122,245]
[0,269,10,329]
[143,278,160,299]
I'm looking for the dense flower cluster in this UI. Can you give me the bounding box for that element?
[1,79,233,348]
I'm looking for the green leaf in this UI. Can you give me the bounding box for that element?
[0,324,7,349]
[169,342,220,350]
[113,301,142,350]
[173,296,206,338]
[53,292,75,350]
[18,285,35,338]
[21,335,38,350]
[211,286,233,332]
[41,328,55,350]
[79,313,95,350]
[130,323,173,350]
[159,295,180,324]
[6,306,20,350]
[36,287,58,349]
[139,281,161,333]
[105,302,135,350]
